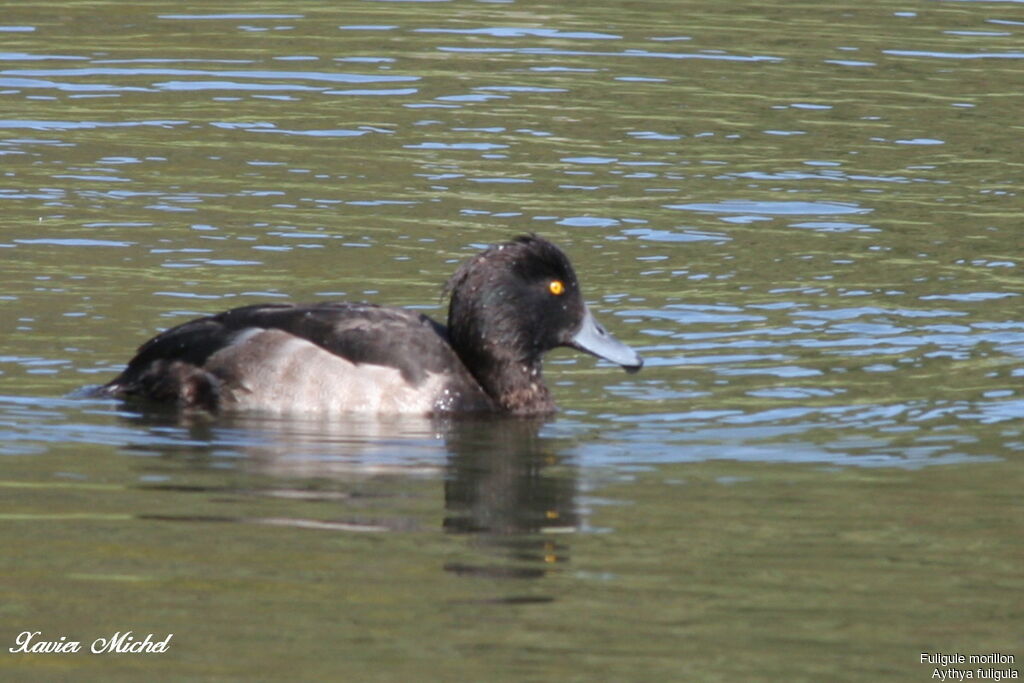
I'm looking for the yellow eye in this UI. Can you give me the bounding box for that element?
[549,280,565,296]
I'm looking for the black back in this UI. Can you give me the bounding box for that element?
[110,302,463,389]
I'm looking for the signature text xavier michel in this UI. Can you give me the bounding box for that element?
[10,630,173,654]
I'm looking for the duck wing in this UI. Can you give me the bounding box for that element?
[103,302,492,413]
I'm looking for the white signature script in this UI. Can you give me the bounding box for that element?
[9,630,173,654]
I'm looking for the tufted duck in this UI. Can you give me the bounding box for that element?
[100,235,642,415]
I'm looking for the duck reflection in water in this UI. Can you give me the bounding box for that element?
[127,411,580,582]
[442,417,577,581]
